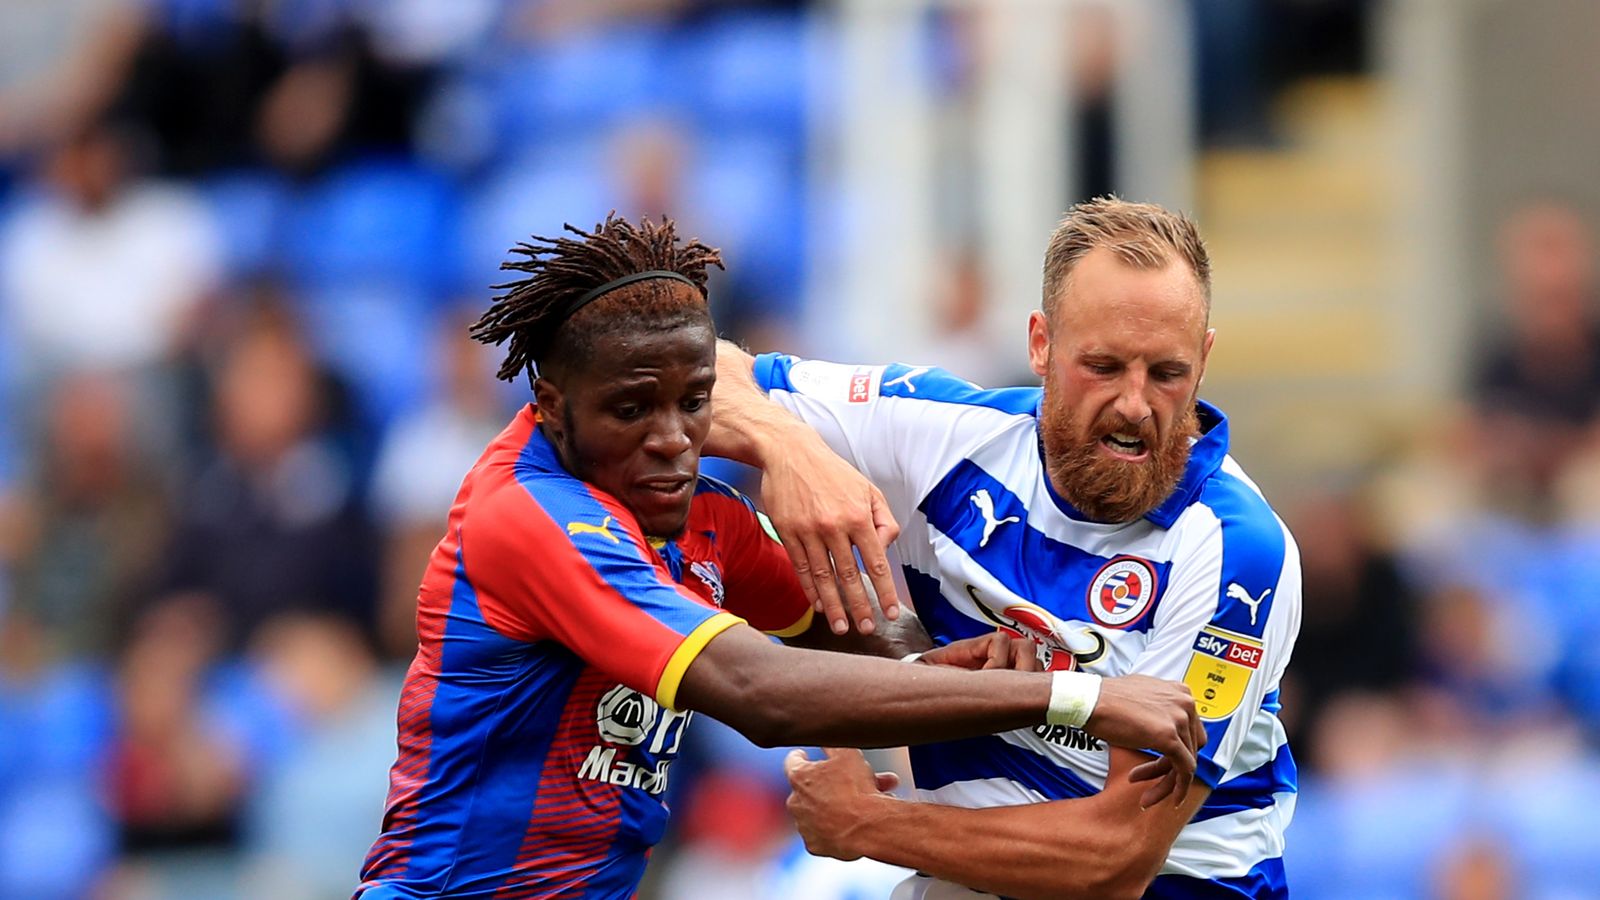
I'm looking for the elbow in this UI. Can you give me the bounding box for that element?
[1082,849,1165,900]
[740,706,803,748]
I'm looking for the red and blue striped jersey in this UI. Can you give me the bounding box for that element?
[356,405,811,899]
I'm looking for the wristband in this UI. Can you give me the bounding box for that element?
[899,652,924,664]
[1045,670,1101,728]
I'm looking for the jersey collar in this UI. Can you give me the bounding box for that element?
[1035,398,1230,529]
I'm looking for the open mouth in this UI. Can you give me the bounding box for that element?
[638,477,693,500]
[1099,432,1149,460]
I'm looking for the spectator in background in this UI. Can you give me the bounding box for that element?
[370,308,509,658]
[1278,485,1420,762]
[241,613,396,898]
[159,309,377,651]
[607,118,800,354]
[2,372,169,659]
[1468,199,1600,516]
[0,120,221,403]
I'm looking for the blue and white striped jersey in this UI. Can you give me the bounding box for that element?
[753,354,1301,899]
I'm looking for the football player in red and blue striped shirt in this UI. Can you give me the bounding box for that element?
[355,215,1203,899]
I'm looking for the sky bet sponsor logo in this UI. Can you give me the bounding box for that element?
[1193,629,1262,669]
[848,367,874,403]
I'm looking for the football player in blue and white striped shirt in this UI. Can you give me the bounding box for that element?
[710,197,1301,899]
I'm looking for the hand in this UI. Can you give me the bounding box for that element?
[919,631,1042,671]
[1084,675,1205,808]
[783,748,900,861]
[759,425,902,635]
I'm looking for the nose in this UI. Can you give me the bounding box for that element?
[642,412,694,459]
[1112,371,1153,426]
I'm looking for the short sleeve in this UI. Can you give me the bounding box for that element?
[1127,499,1302,786]
[461,475,744,711]
[750,353,1041,525]
[695,478,814,638]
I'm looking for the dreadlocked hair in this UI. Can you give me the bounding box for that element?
[470,214,724,384]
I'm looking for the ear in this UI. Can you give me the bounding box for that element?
[1197,328,1216,387]
[533,377,564,439]
[1027,311,1051,378]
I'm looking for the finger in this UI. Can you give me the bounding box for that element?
[866,489,902,620]
[1013,639,1042,672]
[779,537,825,616]
[1190,698,1207,752]
[1128,754,1171,783]
[1165,726,1196,805]
[823,534,876,635]
[800,537,849,634]
[1140,769,1179,810]
[783,748,810,779]
[983,633,1009,670]
[874,772,901,793]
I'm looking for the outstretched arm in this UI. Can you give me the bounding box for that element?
[784,746,1209,900]
[707,340,903,636]
[677,624,1203,804]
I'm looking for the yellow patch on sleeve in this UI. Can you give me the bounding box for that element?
[1183,627,1264,721]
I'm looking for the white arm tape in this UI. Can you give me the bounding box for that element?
[899,651,925,664]
[1046,670,1101,728]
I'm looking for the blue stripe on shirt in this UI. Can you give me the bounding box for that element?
[909,734,1102,800]
[1192,746,1298,823]
[919,461,1173,634]
[1147,856,1287,899]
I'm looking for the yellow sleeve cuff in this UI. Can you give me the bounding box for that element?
[655,611,744,711]
[763,606,815,639]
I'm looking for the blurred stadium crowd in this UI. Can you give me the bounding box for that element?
[0,1,1597,898]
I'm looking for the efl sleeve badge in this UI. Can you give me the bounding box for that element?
[1182,626,1264,721]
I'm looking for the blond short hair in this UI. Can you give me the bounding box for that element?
[1041,196,1211,321]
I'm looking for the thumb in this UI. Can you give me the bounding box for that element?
[871,488,901,545]
[783,749,811,780]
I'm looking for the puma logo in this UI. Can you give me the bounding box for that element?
[883,367,931,393]
[1226,583,1271,626]
[970,489,1020,548]
[567,516,620,544]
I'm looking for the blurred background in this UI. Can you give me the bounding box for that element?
[0,0,1598,897]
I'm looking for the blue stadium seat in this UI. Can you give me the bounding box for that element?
[490,27,670,143]
[458,148,611,298]
[669,12,813,138]
[199,170,291,278]
[690,134,806,316]
[281,159,463,295]
[296,281,433,428]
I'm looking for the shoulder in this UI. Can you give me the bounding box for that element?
[1176,457,1296,635]
[757,353,1041,417]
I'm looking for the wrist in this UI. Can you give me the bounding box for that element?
[1046,670,1101,728]
[839,791,903,859]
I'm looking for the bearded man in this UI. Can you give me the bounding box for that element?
[709,197,1301,899]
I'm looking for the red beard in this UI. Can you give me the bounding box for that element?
[1039,387,1199,524]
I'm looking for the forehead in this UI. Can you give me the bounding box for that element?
[1051,247,1207,355]
[581,321,715,381]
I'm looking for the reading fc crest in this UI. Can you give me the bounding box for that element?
[1087,557,1158,628]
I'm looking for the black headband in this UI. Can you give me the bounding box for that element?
[558,270,698,325]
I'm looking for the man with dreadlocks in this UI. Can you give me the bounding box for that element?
[354,214,1203,899]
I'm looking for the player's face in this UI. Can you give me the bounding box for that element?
[1029,246,1214,523]
[538,322,715,539]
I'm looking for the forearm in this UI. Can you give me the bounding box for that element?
[680,628,1049,748]
[706,339,810,466]
[841,795,1156,900]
